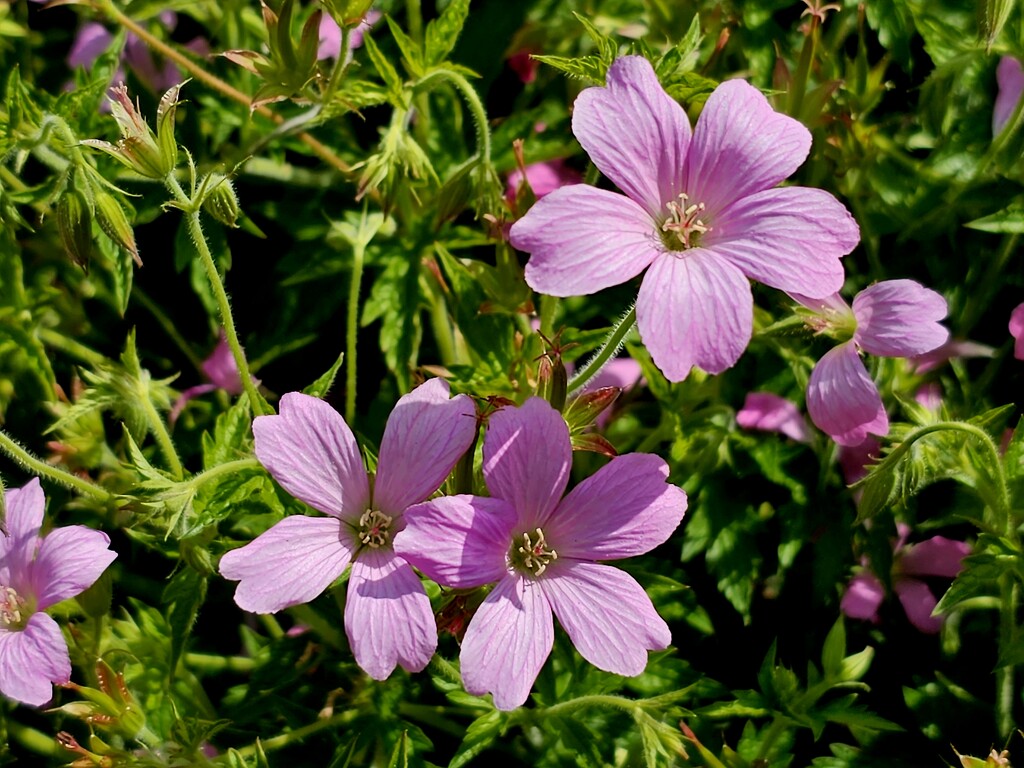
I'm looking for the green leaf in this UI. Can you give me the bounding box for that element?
[386,731,410,768]
[363,33,405,106]
[202,396,253,470]
[425,0,471,66]
[449,710,506,768]
[361,254,421,391]
[385,16,423,77]
[821,618,846,680]
[163,566,208,673]
[303,349,345,398]
[530,54,608,84]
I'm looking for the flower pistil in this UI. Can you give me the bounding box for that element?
[357,509,393,549]
[0,586,27,630]
[661,193,710,251]
[511,528,558,577]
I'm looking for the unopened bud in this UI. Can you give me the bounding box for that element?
[93,188,140,266]
[57,185,94,269]
[536,354,567,413]
[201,173,241,228]
[562,386,621,431]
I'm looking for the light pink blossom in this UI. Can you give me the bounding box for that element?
[798,280,949,446]
[394,398,686,709]
[841,526,969,634]
[318,10,381,60]
[1010,302,1024,360]
[736,392,811,443]
[909,338,995,374]
[994,57,1024,136]
[219,379,476,680]
[509,56,859,382]
[506,160,582,202]
[0,479,117,706]
[170,333,252,423]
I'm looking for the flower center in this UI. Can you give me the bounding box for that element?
[0,586,28,630]
[508,528,558,578]
[357,509,393,549]
[660,193,710,251]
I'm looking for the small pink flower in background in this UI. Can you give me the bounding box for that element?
[994,57,1024,135]
[838,436,881,487]
[510,56,859,382]
[507,49,539,84]
[505,160,582,202]
[914,382,943,413]
[394,398,686,710]
[1009,302,1024,360]
[0,479,117,707]
[583,356,644,429]
[797,279,949,446]
[219,379,476,680]
[841,525,969,634]
[736,392,811,443]
[318,10,381,60]
[909,338,995,374]
[170,333,252,423]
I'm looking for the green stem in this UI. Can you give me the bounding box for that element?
[532,694,638,720]
[996,576,1019,738]
[756,714,792,763]
[37,327,107,368]
[415,68,492,164]
[426,278,458,366]
[345,233,367,424]
[140,393,184,480]
[321,25,352,104]
[566,305,637,394]
[7,720,61,757]
[190,458,261,489]
[259,613,285,640]
[164,174,270,417]
[406,0,423,43]
[233,710,358,756]
[0,429,112,502]
[185,652,257,674]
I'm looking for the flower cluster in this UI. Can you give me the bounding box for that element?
[219,382,686,707]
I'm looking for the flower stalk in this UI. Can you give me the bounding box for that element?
[0,430,112,503]
[566,305,637,394]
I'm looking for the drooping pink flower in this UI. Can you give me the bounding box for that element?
[219,379,476,680]
[994,57,1024,136]
[841,526,969,634]
[318,10,381,60]
[909,338,995,374]
[394,398,687,710]
[509,56,860,382]
[1009,302,1024,360]
[736,392,811,443]
[797,280,949,446]
[169,333,253,423]
[505,160,582,202]
[0,479,117,707]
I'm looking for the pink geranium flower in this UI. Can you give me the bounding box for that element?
[318,10,381,60]
[1010,302,1024,360]
[0,479,117,707]
[797,280,949,446]
[841,526,969,634]
[394,398,687,710]
[736,392,811,443]
[219,379,476,680]
[506,160,582,202]
[170,333,252,423]
[994,57,1024,136]
[509,56,860,382]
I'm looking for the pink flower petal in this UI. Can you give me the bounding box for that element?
[736,392,811,443]
[709,186,856,297]
[373,378,477,515]
[840,571,885,621]
[219,516,354,613]
[894,578,943,634]
[541,561,670,676]
[344,549,436,680]
[636,251,753,381]
[994,56,1024,136]
[852,280,949,358]
[685,79,811,215]
[201,334,244,394]
[837,437,882,485]
[31,526,116,611]
[900,536,970,579]
[460,575,553,710]
[910,339,995,374]
[0,613,71,707]
[395,495,516,588]
[1010,303,1024,361]
[571,55,692,214]
[483,398,571,530]
[253,392,369,519]
[545,454,686,561]
[806,342,889,446]
[67,22,113,69]
[586,357,643,392]
[515,185,660,297]
[0,479,44,587]
[506,160,582,201]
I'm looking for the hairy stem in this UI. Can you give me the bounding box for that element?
[140,393,184,480]
[566,305,637,394]
[0,429,113,503]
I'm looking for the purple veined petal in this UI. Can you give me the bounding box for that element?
[0,479,45,588]
[571,55,692,215]
[344,548,437,680]
[219,516,354,613]
[252,392,369,519]
[994,57,1024,136]
[545,454,686,561]
[910,338,996,374]
[394,496,516,588]
[1009,302,1024,361]
[709,187,856,297]
[460,575,553,711]
[635,250,753,382]
[685,79,811,215]
[899,536,970,579]
[0,613,71,707]
[852,280,949,357]
[169,384,219,424]
[585,356,643,392]
[514,186,661,297]
[736,392,812,444]
[806,342,889,447]
[483,398,571,530]
[894,578,943,634]
[373,378,478,515]
[67,22,114,69]
[30,527,116,611]
[840,571,884,621]
[540,561,670,676]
